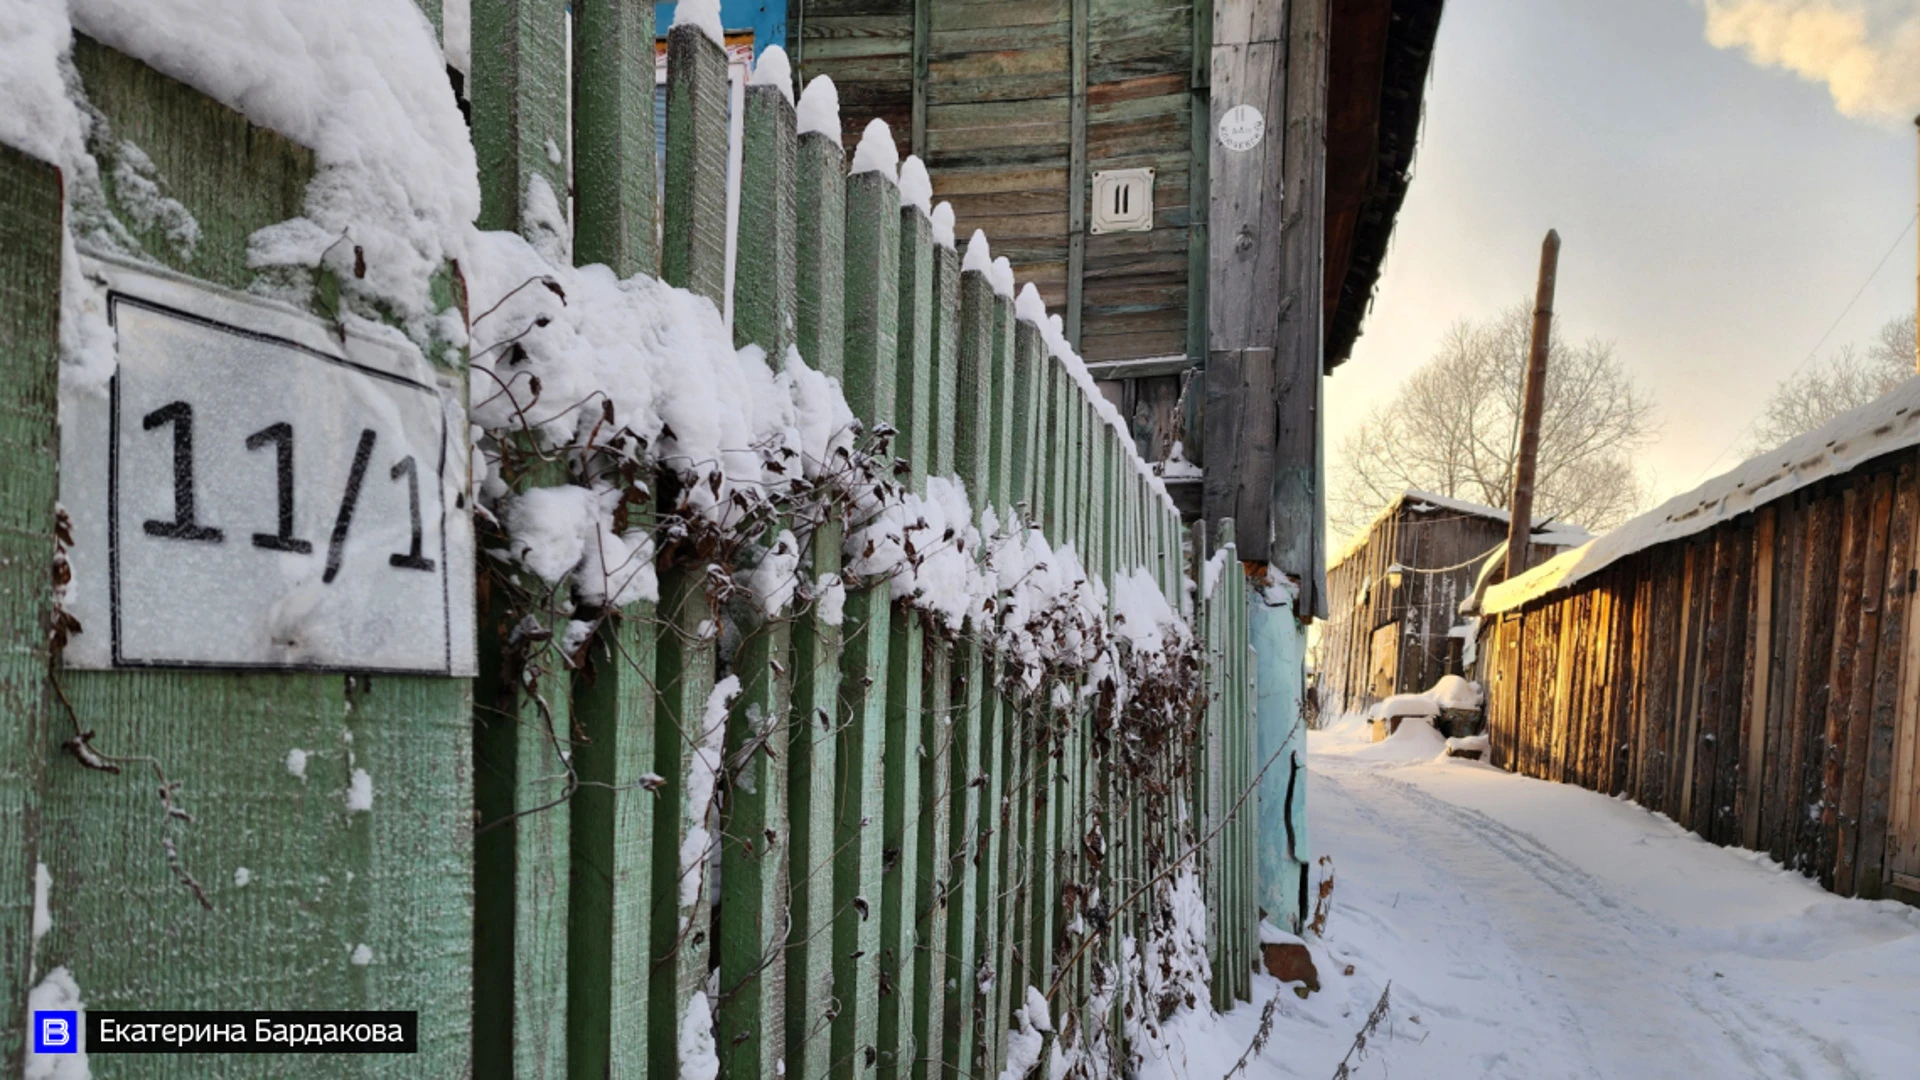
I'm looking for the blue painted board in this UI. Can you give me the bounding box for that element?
[654,1,786,54]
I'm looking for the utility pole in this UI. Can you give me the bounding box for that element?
[1913,115,1918,374]
[1505,229,1560,582]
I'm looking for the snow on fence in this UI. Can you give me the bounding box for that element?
[3,4,1264,1077]
[1476,397,1920,904]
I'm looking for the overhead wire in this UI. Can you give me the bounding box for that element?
[1685,211,1918,488]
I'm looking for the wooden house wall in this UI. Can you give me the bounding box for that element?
[1479,448,1920,902]
[1320,505,1557,718]
[1079,0,1197,363]
[794,1,916,155]
[1322,508,1402,717]
[797,0,1198,360]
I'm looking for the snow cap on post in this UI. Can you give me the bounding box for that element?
[898,155,933,216]
[850,118,900,183]
[671,0,725,45]
[749,44,794,107]
[1042,313,1073,359]
[930,202,957,250]
[796,75,842,146]
[963,230,993,275]
[1015,282,1047,327]
[989,256,1015,299]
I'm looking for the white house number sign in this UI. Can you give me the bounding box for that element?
[61,260,476,675]
[1218,104,1266,152]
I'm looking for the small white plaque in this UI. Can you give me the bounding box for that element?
[1218,104,1266,152]
[61,259,475,675]
[1090,168,1155,235]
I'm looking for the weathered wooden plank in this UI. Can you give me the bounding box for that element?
[474,0,569,238]
[912,236,962,1080]
[715,78,802,1080]
[1885,455,1920,888]
[567,615,656,1080]
[662,25,731,302]
[1186,0,1209,371]
[943,264,995,1079]
[981,284,1021,1071]
[468,5,572,1073]
[930,0,1069,32]
[734,82,799,356]
[1690,532,1737,837]
[1788,496,1843,874]
[1715,525,1756,844]
[0,142,63,1069]
[1672,544,1706,823]
[1273,0,1329,613]
[912,0,932,154]
[646,569,721,1079]
[1858,460,1918,895]
[786,128,848,1080]
[1817,485,1871,885]
[1741,508,1777,849]
[1836,471,1896,893]
[833,164,904,1074]
[876,200,934,1080]
[565,9,660,1075]
[1767,501,1811,861]
[571,0,656,276]
[643,27,734,1080]
[1201,22,1283,559]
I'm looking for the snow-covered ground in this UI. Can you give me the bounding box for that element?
[1140,715,1920,1080]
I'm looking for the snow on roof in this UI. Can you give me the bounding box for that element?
[1485,375,1920,615]
[1329,488,1592,572]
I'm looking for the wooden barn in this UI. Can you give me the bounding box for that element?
[1318,490,1588,718]
[1475,380,1920,904]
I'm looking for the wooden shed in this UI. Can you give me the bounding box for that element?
[1475,380,1920,904]
[789,0,1449,615]
[1318,490,1587,718]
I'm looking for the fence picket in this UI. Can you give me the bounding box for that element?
[984,287,1021,1068]
[565,8,658,1078]
[471,2,572,1074]
[649,23,729,1080]
[877,193,936,1079]
[786,122,849,1080]
[946,263,997,1077]
[834,159,903,1073]
[661,23,729,300]
[570,0,657,277]
[717,74,801,1080]
[912,233,962,1080]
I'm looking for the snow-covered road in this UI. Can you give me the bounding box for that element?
[1141,717,1920,1080]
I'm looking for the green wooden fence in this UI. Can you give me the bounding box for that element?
[463,14,1270,1073]
[4,9,1265,1079]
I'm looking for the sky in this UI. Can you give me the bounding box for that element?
[1332,0,1920,506]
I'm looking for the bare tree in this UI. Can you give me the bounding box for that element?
[1332,303,1657,537]
[1746,311,1916,454]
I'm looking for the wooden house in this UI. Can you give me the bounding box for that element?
[784,0,1447,618]
[1318,490,1587,718]
[1474,380,1920,904]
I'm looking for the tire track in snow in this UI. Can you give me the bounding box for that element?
[1310,767,1609,1079]
[1312,758,1867,1079]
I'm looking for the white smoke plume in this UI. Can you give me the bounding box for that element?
[1700,0,1920,125]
